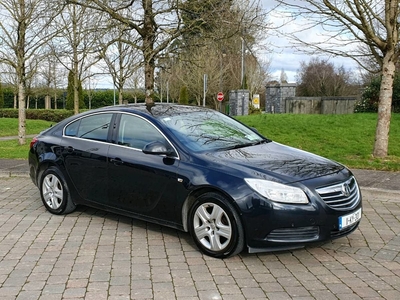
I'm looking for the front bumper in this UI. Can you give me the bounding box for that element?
[239,177,362,253]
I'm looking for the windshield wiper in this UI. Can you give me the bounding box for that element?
[252,138,271,145]
[221,138,270,151]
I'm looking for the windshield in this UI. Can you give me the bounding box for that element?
[160,110,267,152]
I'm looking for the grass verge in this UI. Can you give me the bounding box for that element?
[0,118,53,159]
[0,114,399,171]
[0,118,53,137]
[237,113,400,171]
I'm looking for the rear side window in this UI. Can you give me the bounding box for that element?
[64,113,113,142]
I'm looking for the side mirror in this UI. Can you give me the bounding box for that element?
[250,127,259,133]
[142,141,175,156]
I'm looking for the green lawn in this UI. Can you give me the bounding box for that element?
[0,118,53,137]
[1,114,399,171]
[237,113,400,171]
[0,118,53,159]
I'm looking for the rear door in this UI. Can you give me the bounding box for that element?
[61,112,114,204]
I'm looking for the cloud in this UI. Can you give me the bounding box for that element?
[260,0,359,83]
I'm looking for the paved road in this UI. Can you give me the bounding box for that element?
[1,177,400,299]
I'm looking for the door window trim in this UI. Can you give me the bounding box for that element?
[112,112,180,159]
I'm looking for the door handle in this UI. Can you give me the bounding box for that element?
[110,157,124,166]
[65,146,74,153]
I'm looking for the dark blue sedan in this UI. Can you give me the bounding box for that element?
[29,104,362,258]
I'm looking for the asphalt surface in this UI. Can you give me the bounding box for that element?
[1,159,400,299]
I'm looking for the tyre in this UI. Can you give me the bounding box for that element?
[40,167,76,215]
[189,192,244,258]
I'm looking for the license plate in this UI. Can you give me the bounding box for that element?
[339,208,362,230]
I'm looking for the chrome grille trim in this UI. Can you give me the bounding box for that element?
[316,176,360,210]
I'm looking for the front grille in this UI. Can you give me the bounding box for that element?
[316,176,360,210]
[267,226,319,242]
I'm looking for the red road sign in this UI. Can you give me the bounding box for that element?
[217,92,224,101]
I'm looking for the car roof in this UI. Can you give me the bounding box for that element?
[42,104,214,136]
[98,103,212,119]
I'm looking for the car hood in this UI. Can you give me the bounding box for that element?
[204,141,345,183]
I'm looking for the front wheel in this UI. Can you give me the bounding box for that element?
[40,167,76,215]
[189,192,244,258]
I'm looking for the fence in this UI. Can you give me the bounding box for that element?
[285,97,358,114]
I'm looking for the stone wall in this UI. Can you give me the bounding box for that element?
[266,83,358,114]
[286,97,358,114]
[229,90,250,116]
[265,83,296,113]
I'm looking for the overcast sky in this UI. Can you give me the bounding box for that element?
[260,0,359,83]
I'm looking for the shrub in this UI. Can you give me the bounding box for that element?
[179,86,189,104]
[0,109,74,122]
[66,70,85,110]
[355,75,400,113]
[249,104,262,115]
[0,82,4,109]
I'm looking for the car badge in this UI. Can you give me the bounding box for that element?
[341,183,351,197]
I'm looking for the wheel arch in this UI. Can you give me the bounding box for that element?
[39,164,77,214]
[37,161,77,206]
[36,161,55,186]
[181,186,245,234]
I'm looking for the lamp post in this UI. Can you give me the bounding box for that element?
[241,37,245,89]
[219,49,226,112]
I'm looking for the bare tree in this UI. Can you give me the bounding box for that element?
[245,54,270,98]
[50,3,104,114]
[97,25,142,105]
[172,46,222,107]
[276,0,399,157]
[35,52,67,109]
[67,0,190,106]
[280,69,288,84]
[0,0,62,144]
[296,57,353,97]
[167,0,270,107]
[126,68,145,103]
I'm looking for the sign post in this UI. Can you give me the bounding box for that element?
[203,74,208,107]
[217,92,224,112]
[252,94,260,109]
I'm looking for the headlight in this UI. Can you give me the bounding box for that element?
[245,178,308,204]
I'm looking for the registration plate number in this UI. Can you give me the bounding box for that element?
[339,208,362,230]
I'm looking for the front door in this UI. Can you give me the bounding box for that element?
[107,113,180,225]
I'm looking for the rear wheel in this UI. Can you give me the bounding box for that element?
[189,192,244,258]
[40,167,76,215]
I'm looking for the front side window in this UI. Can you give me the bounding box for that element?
[64,113,113,142]
[117,114,166,149]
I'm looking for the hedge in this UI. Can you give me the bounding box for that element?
[0,109,75,123]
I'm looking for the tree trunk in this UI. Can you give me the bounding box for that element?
[373,53,395,157]
[18,82,26,145]
[118,88,123,105]
[45,95,51,109]
[144,58,155,105]
[17,0,26,146]
[73,69,79,115]
[143,0,155,105]
[72,4,79,115]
